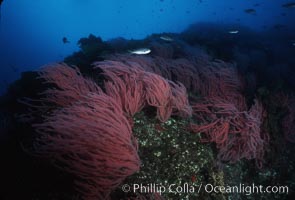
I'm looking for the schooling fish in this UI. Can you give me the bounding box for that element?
[62,37,70,44]
[244,8,256,14]
[282,2,295,8]
[253,3,260,7]
[128,48,151,55]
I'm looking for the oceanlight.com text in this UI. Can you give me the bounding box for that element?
[121,183,289,196]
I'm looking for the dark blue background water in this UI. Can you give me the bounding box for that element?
[0,0,294,94]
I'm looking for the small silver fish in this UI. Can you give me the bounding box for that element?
[228,30,239,34]
[129,48,151,55]
[160,35,174,42]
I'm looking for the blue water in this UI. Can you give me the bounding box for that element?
[0,0,294,94]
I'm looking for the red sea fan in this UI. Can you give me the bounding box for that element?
[169,81,192,118]
[94,59,192,122]
[142,72,173,122]
[95,59,173,122]
[34,92,140,199]
[94,60,146,117]
[25,63,141,199]
[38,63,102,107]
[191,97,267,168]
[217,100,267,168]
[190,97,240,145]
[194,60,246,110]
[18,63,103,122]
